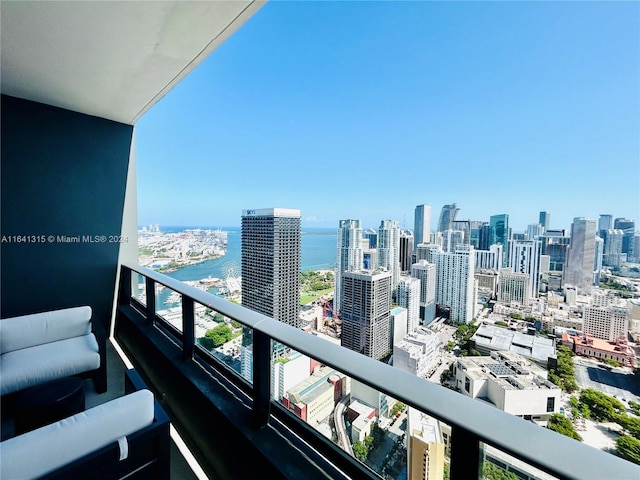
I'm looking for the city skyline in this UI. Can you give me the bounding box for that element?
[136,2,639,232]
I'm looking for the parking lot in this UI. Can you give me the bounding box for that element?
[573,357,640,404]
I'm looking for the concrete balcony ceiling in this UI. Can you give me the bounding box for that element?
[1,1,263,125]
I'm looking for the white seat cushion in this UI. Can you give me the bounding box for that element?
[0,389,155,479]
[0,306,92,353]
[0,334,100,395]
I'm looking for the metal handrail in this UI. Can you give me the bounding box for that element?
[121,263,639,480]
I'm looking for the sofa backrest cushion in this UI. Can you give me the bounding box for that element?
[0,389,155,479]
[0,306,92,353]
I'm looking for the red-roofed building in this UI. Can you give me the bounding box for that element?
[561,333,636,368]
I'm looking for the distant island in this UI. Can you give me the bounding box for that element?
[138,226,227,273]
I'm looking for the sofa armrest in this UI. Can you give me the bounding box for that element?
[0,306,93,353]
[39,369,170,480]
[0,388,156,479]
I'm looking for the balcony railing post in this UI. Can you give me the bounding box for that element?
[182,297,195,361]
[145,277,156,325]
[118,266,132,307]
[450,426,480,480]
[252,330,271,429]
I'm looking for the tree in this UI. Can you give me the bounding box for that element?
[197,336,214,350]
[604,358,621,368]
[352,441,368,462]
[204,324,233,347]
[508,313,522,320]
[481,462,519,480]
[391,402,405,417]
[616,435,640,465]
[579,389,625,422]
[547,414,582,441]
[616,415,640,440]
[548,347,578,393]
[213,313,224,323]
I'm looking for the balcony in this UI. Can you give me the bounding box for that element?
[113,262,639,480]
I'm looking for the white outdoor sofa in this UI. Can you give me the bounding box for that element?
[0,370,170,479]
[0,306,101,396]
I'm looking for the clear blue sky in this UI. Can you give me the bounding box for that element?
[136,1,639,233]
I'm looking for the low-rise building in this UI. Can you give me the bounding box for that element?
[470,325,556,366]
[281,365,345,426]
[453,351,561,421]
[393,326,442,378]
[561,333,636,368]
[347,400,376,444]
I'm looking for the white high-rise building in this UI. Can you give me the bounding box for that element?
[378,219,401,290]
[507,239,541,300]
[475,244,503,271]
[411,260,437,324]
[340,269,392,360]
[584,305,630,342]
[396,276,421,334]
[603,229,625,267]
[443,229,465,253]
[393,326,442,379]
[414,204,431,246]
[433,245,476,324]
[527,223,544,241]
[564,218,597,293]
[594,236,604,284]
[335,219,364,316]
[498,267,529,305]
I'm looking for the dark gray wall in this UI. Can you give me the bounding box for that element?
[1,94,133,334]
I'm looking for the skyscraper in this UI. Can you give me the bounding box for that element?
[584,305,630,342]
[437,203,459,233]
[399,230,415,273]
[433,245,476,324]
[598,214,613,235]
[240,208,302,381]
[442,229,465,253]
[414,204,431,246]
[451,220,471,245]
[603,229,625,266]
[614,218,635,258]
[489,214,510,266]
[241,208,301,328]
[396,276,421,334]
[526,223,544,241]
[478,222,492,250]
[507,239,541,300]
[497,268,529,305]
[411,260,436,324]
[539,211,550,231]
[378,219,401,290]
[564,217,597,293]
[335,219,364,316]
[340,269,392,360]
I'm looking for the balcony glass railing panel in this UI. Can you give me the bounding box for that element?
[270,347,405,478]
[155,283,183,332]
[132,272,146,306]
[118,265,640,480]
[194,302,247,378]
